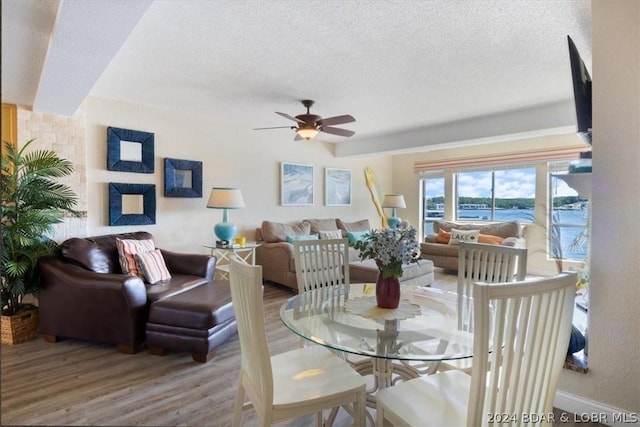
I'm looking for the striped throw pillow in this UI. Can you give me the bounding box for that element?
[135,249,172,284]
[115,238,155,278]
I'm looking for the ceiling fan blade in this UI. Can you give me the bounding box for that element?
[253,126,295,130]
[318,114,355,126]
[320,126,355,137]
[276,112,305,123]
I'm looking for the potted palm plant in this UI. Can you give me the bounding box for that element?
[1,139,79,344]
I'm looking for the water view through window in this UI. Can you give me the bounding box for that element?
[422,167,588,261]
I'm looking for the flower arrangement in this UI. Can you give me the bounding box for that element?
[354,226,420,279]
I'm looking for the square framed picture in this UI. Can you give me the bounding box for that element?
[281,162,314,206]
[164,158,203,198]
[325,168,351,206]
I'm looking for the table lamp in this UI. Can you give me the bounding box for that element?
[382,194,406,229]
[207,187,245,244]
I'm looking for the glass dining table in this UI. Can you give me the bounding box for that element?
[279,282,475,408]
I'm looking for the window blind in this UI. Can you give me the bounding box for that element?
[414,146,590,174]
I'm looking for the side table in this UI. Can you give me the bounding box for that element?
[203,243,261,280]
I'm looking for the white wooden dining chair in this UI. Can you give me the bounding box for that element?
[376,272,577,427]
[294,238,351,293]
[406,242,528,376]
[457,241,528,332]
[228,256,366,427]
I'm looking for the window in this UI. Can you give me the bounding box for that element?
[455,168,536,223]
[421,177,445,237]
[549,170,589,261]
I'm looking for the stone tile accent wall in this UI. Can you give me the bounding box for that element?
[17,107,88,241]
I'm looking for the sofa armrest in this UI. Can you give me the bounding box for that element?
[160,249,216,279]
[424,234,438,243]
[37,257,148,347]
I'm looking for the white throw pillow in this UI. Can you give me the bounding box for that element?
[318,230,343,239]
[448,228,479,245]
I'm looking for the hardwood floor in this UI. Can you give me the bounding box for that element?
[1,270,602,426]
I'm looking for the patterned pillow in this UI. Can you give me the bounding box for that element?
[448,229,479,245]
[115,238,155,278]
[135,249,172,284]
[318,230,343,239]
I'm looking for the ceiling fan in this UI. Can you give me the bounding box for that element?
[254,100,355,141]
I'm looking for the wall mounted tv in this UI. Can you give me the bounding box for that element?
[567,35,592,145]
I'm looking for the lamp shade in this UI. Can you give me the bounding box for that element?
[382,194,406,209]
[207,187,245,209]
[296,126,319,141]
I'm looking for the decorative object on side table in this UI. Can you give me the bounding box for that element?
[382,194,406,229]
[206,187,245,245]
[354,227,420,309]
[1,139,79,344]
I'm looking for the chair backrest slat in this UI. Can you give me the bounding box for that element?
[457,242,528,331]
[467,272,576,427]
[229,257,273,416]
[294,238,350,293]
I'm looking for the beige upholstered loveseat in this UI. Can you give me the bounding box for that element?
[420,220,524,270]
[255,218,435,290]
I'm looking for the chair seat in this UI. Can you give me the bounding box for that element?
[376,370,470,426]
[271,345,366,409]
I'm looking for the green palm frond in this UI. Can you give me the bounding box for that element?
[1,138,78,315]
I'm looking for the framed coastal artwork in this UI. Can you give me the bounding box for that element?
[325,168,351,206]
[281,162,314,206]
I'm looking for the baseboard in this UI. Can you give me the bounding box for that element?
[554,391,639,426]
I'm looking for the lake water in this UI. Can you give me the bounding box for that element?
[425,208,589,260]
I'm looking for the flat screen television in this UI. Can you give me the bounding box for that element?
[567,35,592,145]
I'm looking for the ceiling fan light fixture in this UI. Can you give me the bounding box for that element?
[296,126,319,140]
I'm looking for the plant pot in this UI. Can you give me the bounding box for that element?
[1,305,39,345]
[376,274,401,309]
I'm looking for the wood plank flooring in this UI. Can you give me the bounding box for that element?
[1,270,601,426]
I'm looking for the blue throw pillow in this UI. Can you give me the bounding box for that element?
[286,234,319,243]
[347,230,369,246]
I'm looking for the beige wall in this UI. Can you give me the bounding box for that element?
[83,96,391,253]
[555,0,639,412]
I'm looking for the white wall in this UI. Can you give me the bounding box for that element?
[83,96,391,253]
[554,0,640,412]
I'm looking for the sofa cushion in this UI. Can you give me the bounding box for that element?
[433,220,520,239]
[286,234,319,243]
[478,234,505,245]
[135,249,172,284]
[337,218,371,237]
[261,220,311,243]
[347,230,369,246]
[436,229,451,244]
[85,231,154,274]
[319,229,343,239]
[116,238,156,278]
[60,238,112,273]
[448,229,479,245]
[303,218,339,234]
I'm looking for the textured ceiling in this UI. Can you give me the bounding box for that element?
[1,0,592,156]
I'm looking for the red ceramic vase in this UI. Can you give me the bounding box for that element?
[376,274,401,309]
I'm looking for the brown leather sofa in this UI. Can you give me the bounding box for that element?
[38,231,219,354]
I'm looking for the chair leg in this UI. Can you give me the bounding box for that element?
[232,383,245,427]
[355,389,366,427]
